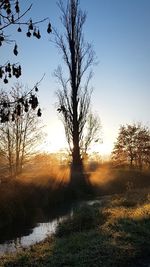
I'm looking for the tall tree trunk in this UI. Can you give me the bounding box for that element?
[55,0,94,196]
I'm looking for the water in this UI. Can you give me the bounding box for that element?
[0,199,101,255]
[0,217,65,255]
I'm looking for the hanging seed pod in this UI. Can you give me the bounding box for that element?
[0,68,3,78]
[26,31,31,37]
[5,66,8,72]
[6,8,11,15]
[35,86,38,92]
[16,104,21,116]
[3,101,8,108]
[11,15,14,23]
[18,65,21,76]
[12,113,15,121]
[37,108,42,117]
[0,36,4,42]
[47,22,52,33]
[24,100,29,112]
[6,1,10,8]
[31,96,38,109]
[13,43,18,56]
[29,97,32,104]
[5,113,9,122]
[15,73,19,78]
[7,63,11,73]
[4,76,8,84]
[33,28,37,37]
[12,65,16,76]
[1,114,6,123]
[19,97,24,104]
[3,4,7,10]
[29,19,33,30]
[36,30,41,39]
[8,73,12,78]
[15,0,20,13]
[17,26,22,32]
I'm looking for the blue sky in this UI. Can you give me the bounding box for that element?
[1,0,150,155]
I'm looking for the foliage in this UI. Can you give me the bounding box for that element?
[1,188,150,267]
[0,0,51,83]
[112,123,150,169]
[55,204,103,237]
[0,163,70,231]
[0,0,52,122]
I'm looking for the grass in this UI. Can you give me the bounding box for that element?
[0,166,149,239]
[90,166,150,195]
[0,163,72,232]
[0,187,150,267]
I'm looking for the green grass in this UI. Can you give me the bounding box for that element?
[0,176,70,232]
[1,187,150,267]
[0,167,150,231]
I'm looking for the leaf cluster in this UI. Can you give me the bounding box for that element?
[0,0,52,83]
[0,84,42,123]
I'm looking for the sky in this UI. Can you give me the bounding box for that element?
[1,0,150,156]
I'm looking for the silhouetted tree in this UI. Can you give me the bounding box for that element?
[55,0,95,191]
[112,123,150,169]
[0,84,44,176]
[0,0,52,121]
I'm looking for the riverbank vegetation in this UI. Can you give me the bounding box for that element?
[0,186,150,267]
[0,160,150,233]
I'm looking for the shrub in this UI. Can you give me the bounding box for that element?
[56,204,105,237]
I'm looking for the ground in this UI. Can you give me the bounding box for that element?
[0,187,150,267]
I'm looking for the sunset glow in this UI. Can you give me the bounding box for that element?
[0,1,150,264]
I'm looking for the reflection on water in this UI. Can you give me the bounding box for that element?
[0,199,101,255]
[0,217,64,255]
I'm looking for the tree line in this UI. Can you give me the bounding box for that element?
[0,0,149,187]
[112,123,150,169]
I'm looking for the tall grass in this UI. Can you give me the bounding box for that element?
[1,188,150,267]
[0,163,70,232]
[0,159,150,232]
[89,164,150,195]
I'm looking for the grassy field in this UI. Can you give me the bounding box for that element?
[0,166,149,236]
[0,164,71,232]
[0,186,150,267]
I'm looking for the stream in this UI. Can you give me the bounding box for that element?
[0,217,65,255]
[0,199,101,255]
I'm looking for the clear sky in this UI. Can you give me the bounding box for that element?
[1,0,150,156]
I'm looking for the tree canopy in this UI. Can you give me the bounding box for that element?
[112,123,150,169]
[55,0,98,192]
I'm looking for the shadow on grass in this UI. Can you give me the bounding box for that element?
[3,201,150,267]
[0,177,72,242]
[0,167,150,246]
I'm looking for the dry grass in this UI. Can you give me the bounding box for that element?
[1,187,150,267]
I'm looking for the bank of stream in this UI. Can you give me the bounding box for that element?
[0,199,101,255]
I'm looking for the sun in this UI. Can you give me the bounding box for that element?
[38,120,113,157]
[40,123,67,153]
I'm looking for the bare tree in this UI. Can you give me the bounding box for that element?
[0,84,44,176]
[55,0,95,188]
[81,112,102,157]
